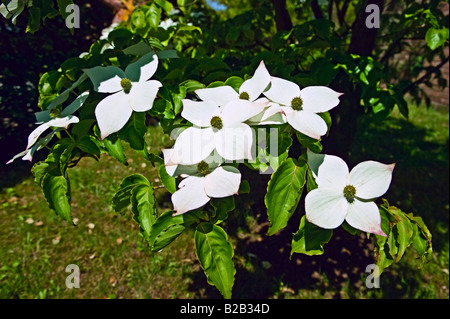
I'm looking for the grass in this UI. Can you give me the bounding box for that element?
[0,105,448,299]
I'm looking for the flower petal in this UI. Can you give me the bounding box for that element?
[221,99,268,127]
[204,166,241,198]
[128,80,162,112]
[305,188,348,229]
[95,92,133,140]
[125,52,159,83]
[172,176,210,215]
[181,99,221,127]
[312,152,349,190]
[349,161,395,199]
[169,127,216,165]
[247,102,286,125]
[300,86,342,113]
[215,123,254,161]
[345,200,387,236]
[263,76,301,106]
[85,66,126,93]
[26,123,50,150]
[195,86,239,106]
[239,60,271,101]
[286,110,328,140]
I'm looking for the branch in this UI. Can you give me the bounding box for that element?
[402,55,450,94]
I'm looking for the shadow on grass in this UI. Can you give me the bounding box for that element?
[187,108,449,299]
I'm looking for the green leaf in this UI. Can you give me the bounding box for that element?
[210,196,235,224]
[31,161,57,186]
[77,135,101,155]
[158,164,176,193]
[131,184,157,241]
[118,112,147,150]
[149,210,194,252]
[265,158,308,235]
[296,132,323,153]
[26,6,41,33]
[103,134,128,165]
[146,3,162,29]
[112,174,150,213]
[195,223,235,299]
[154,0,173,13]
[131,10,146,29]
[425,27,449,50]
[42,173,72,223]
[179,79,206,92]
[291,216,333,256]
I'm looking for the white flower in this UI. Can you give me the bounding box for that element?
[6,115,79,164]
[305,151,395,236]
[85,52,162,139]
[163,149,241,215]
[263,77,342,139]
[168,98,267,165]
[195,60,285,125]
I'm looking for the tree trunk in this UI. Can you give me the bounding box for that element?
[271,0,292,31]
[323,0,383,162]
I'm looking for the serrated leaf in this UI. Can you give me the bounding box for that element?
[195,223,235,299]
[42,173,72,223]
[291,216,333,256]
[112,174,150,213]
[103,134,127,165]
[265,158,308,235]
[425,27,449,50]
[150,210,187,252]
[131,184,156,241]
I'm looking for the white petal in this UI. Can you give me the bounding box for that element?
[247,102,286,125]
[349,161,395,199]
[26,123,50,150]
[221,99,268,127]
[286,110,328,140]
[345,200,387,236]
[239,61,271,101]
[305,188,348,229]
[97,75,124,93]
[128,80,162,112]
[85,66,125,93]
[125,52,159,83]
[46,115,80,128]
[181,99,221,127]
[313,153,349,190]
[215,123,254,161]
[263,76,301,106]
[204,166,241,198]
[195,86,239,106]
[162,148,178,176]
[300,86,342,113]
[169,127,216,165]
[95,92,133,140]
[172,176,210,215]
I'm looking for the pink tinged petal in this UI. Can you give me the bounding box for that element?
[300,86,342,113]
[181,99,221,127]
[172,176,210,215]
[46,115,80,128]
[313,153,349,190]
[345,200,387,236]
[305,188,348,229]
[215,123,254,161]
[349,161,395,199]
[125,52,159,83]
[169,127,216,165]
[195,86,239,106]
[95,91,133,140]
[26,123,51,150]
[128,80,162,112]
[22,149,33,162]
[263,76,301,106]
[220,99,268,127]
[239,60,271,101]
[204,166,241,198]
[286,110,328,140]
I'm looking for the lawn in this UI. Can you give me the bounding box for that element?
[0,104,448,299]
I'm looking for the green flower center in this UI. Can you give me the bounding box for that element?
[291,97,304,111]
[197,161,210,176]
[49,108,61,119]
[343,185,357,203]
[120,78,132,94]
[239,91,250,100]
[210,116,223,130]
